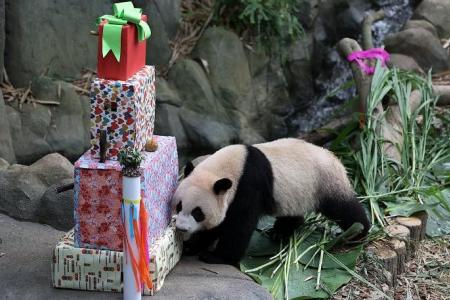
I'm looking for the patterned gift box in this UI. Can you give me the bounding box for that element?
[74,135,178,251]
[90,65,156,160]
[97,15,148,81]
[52,221,183,295]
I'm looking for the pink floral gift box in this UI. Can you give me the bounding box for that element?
[90,65,156,160]
[74,135,178,251]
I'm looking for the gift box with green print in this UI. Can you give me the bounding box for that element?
[52,221,183,295]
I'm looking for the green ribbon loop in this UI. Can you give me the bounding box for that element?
[97,1,151,62]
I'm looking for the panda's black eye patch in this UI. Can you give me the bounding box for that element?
[191,207,205,222]
[176,201,182,213]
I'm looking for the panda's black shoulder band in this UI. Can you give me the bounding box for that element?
[240,145,276,214]
[184,161,195,177]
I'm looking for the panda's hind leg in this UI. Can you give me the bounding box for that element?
[319,193,370,239]
[273,216,304,239]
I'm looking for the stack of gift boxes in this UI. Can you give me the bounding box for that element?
[51,3,182,295]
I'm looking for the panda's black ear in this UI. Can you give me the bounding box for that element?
[184,161,195,177]
[213,178,232,195]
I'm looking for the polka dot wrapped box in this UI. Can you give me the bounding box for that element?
[90,65,156,161]
[74,135,178,251]
[52,220,183,295]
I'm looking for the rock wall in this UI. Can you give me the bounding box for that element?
[0,90,15,163]
[0,0,449,165]
[4,0,181,86]
[0,0,4,82]
[5,79,90,165]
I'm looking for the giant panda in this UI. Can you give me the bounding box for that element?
[172,138,370,266]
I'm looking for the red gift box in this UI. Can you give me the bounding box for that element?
[97,15,147,81]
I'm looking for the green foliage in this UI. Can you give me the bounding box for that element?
[241,216,364,300]
[215,0,304,52]
[118,148,144,177]
[333,62,450,231]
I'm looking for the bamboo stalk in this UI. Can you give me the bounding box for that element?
[72,85,90,95]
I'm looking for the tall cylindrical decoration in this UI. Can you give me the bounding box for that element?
[123,176,142,300]
[119,147,151,299]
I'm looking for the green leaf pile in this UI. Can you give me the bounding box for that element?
[241,230,362,299]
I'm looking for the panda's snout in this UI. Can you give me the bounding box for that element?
[176,227,188,233]
[175,217,190,232]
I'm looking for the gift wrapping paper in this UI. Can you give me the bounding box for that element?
[52,221,183,295]
[90,65,156,160]
[97,12,148,81]
[74,135,178,251]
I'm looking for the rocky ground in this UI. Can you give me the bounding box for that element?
[0,213,272,300]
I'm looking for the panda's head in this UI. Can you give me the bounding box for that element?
[172,161,233,238]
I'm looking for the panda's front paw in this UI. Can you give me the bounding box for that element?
[183,239,202,256]
[199,251,226,264]
[199,251,239,267]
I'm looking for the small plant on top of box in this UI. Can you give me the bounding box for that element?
[118,148,144,177]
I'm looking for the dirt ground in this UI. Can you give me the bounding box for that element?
[333,235,450,300]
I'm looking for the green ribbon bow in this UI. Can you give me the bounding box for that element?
[97,1,151,62]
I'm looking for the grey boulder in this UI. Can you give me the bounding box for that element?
[0,91,16,163]
[403,19,439,37]
[6,103,53,166]
[37,179,75,231]
[0,0,4,82]
[385,28,450,73]
[5,0,182,87]
[388,53,424,74]
[193,27,256,119]
[0,153,73,221]
[179,107,238,151]
[154,103,189,150]
[32,77,91,162]
[413,0,450,38]
[6,76,90,165]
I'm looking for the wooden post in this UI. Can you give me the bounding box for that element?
[394,217,422,257]
[412,210,428,240]
[367,244,398,287]
[385,224,410,274]
[384,224,411,258]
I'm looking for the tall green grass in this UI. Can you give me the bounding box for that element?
[338,63,450,229]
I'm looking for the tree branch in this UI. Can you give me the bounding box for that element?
[362,10,385,50]
[337,38,380,127]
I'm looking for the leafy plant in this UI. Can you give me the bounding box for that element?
[118,148,144,177]
[215,0,304,53]
[241,216,366,300]
[330,62,450,229]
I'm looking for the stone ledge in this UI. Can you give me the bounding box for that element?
[0,213,272,300]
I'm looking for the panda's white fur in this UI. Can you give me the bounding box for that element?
[255,138,353,216]
[172,138,369,265]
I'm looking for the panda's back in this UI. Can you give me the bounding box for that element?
[254,138,353,216]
